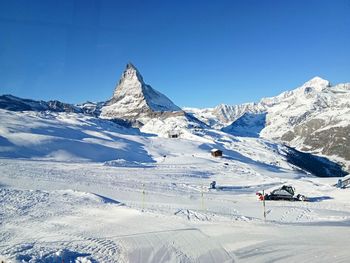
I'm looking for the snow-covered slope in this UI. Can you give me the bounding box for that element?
[0,109,155,163]
[222,112,267,138]
[100,63,181,123]
[1,70,350,261]
[0,108,346,177]
[1,108,350,262]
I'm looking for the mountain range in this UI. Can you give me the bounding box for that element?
[186,76,350,170]
[0,63,349,173]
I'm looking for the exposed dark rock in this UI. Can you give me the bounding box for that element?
[285,146,348,177]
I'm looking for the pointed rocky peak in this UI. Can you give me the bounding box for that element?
[126,62,136,69]
[112,63,145,99]
[101,63,181,121]
[117,62,144,85]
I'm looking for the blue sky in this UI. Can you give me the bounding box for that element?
[0,0,349,107]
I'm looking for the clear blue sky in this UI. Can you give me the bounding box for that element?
[0,0,349,107]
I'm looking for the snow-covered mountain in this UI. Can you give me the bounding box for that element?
[1,66,350,262]
[0,94,83,113]
[0,63,204,138]
[186,77,350,170]
[185,103,266,129]
[0,94,104,117]
[1,64,349,171]
[261,77,350,169]
[100,63,181,123]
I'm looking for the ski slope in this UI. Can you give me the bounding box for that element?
[1,109,350,262]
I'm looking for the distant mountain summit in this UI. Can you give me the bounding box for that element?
[100,63,181,122]
[260,77,350,170]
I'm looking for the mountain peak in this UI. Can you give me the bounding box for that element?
[118,62,144,86]
[302,76,331,89]
[126,62,137,69]
[101,63,181,121]
[125,62,141,77]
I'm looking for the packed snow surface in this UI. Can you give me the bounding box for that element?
[1,109,350,262]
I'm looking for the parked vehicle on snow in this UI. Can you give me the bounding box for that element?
[256,185,308,201]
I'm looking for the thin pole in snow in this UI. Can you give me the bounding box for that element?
[262,189,266,221]
[142,183,145,211]
[201,185,205,211]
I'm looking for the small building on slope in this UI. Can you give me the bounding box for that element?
[211,149,223,157]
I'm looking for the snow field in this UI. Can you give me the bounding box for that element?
[1,157,350,262]
[1,108,350,262]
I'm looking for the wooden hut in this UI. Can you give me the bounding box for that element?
[211,149,223,157]
[168,131,180,138]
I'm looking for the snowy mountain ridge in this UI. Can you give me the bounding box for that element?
[1,64,349,170]
[186,76,334,127]
[186,76,350,170]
